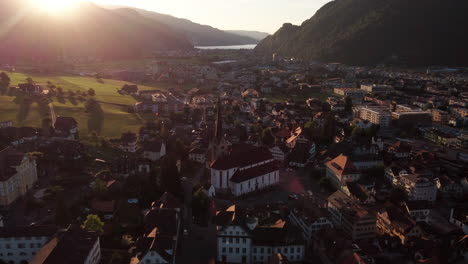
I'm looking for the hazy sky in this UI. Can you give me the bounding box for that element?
[91,0,332,33]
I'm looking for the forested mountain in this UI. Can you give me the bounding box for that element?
[255,0,468,66]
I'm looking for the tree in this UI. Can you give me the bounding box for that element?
[82,214,104,233]
[26,77,34,84]
[54,194,70,227]
[88,88,96,96]
[192,187,210,224]
[91,178,108,196]
[261,128,275,146]
[344,96,353,113]
[160,156,182,198]
[0,72,10,92]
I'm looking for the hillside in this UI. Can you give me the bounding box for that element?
[255,0,468,66]
[0,0,193,62]
[226,30,270,42]
[129,8,259,46]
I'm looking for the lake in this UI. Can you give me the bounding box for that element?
[195,44,257,50]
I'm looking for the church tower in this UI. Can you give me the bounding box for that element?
[207,98,230,166]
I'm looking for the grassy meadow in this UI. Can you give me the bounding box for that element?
[0,71,165,138]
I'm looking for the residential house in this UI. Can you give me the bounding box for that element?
[142,139,166,161]
[327,190,376,241]
[326,154,361,188]
[53,117,78,139]
[188,147,207,164]
[120,132,138,153]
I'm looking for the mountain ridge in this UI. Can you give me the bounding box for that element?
[255,0,468,66]
[0,0,193,62]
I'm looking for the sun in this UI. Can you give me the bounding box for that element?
[30,0,83,13]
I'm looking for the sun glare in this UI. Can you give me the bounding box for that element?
[30,0,83,13]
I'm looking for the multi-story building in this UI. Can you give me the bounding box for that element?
[360,84,394,94]
[358,107,391,127]
[0,147,38,207]
[31,225,101,264]
[333,88,365,103]
[216,205,306,264]
[328,190,376,241]
[0,226,57,264]
[432,109,450,124]
[288,204,333,240]
[210,145,280,196]
[391,111,432,127]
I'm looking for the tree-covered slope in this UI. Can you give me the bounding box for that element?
[255,0,468,66]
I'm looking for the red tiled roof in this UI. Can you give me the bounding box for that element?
[210,145,273,170]
[326,154,358,176]
[230,161,278,183]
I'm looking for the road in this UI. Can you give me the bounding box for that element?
[49,102,57,125]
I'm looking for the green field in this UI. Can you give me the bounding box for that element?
[0,71,166,138]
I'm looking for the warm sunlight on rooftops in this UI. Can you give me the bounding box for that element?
[30,0,83,14]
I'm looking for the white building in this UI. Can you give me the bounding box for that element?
[216,206,306,264]
[210,145,280,196]
[0,226,56,264]
[358,107,391,127]
[288,205,333,240]
[0,148,38,206]
[360,84,394,94]
[142,140,166,161]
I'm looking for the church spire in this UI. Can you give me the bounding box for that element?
[215,98,222,139]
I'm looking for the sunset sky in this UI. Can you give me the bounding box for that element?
[89,0,331,33]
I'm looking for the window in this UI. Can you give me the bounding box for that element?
[236,238,239,243]
[260,248,264,253]
[268,248,271,253]
[18,243,25,248]
[253,248,257,253]
[236,248,239,253]
[222,248,226,253]
[229,248,233,253]
[30,243,35,248]
[242,238,246,243]
[5,244,10,249]
[222,238,226,243]
[284,248,288,253]
[242,248,246,253]
[228,238,232,243]
[291,247,295,253]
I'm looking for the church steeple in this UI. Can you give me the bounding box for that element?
[215,98,223,140]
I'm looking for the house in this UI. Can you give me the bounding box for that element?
[18,83,44,95]
[210,145,280,196]
[0,225,57,264]
[436,174,464,198]
[449,207,468,235]
[287,145,310,168]
[285,127,308,149]
[53,117,78,139]
[0,147,38,206]
[269,144,288,163]
[288,202,333,240]
[120,132,138,153]
[404,201,432,223]
[325,154,361,187]
[327,190,377,241]
[376,203,420,245]
[30,225,101,264]
[132,193,182,264]
[142,139,166,161]
[387,141,412,159]
[188,147,207,164]
[120,84,138,94]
